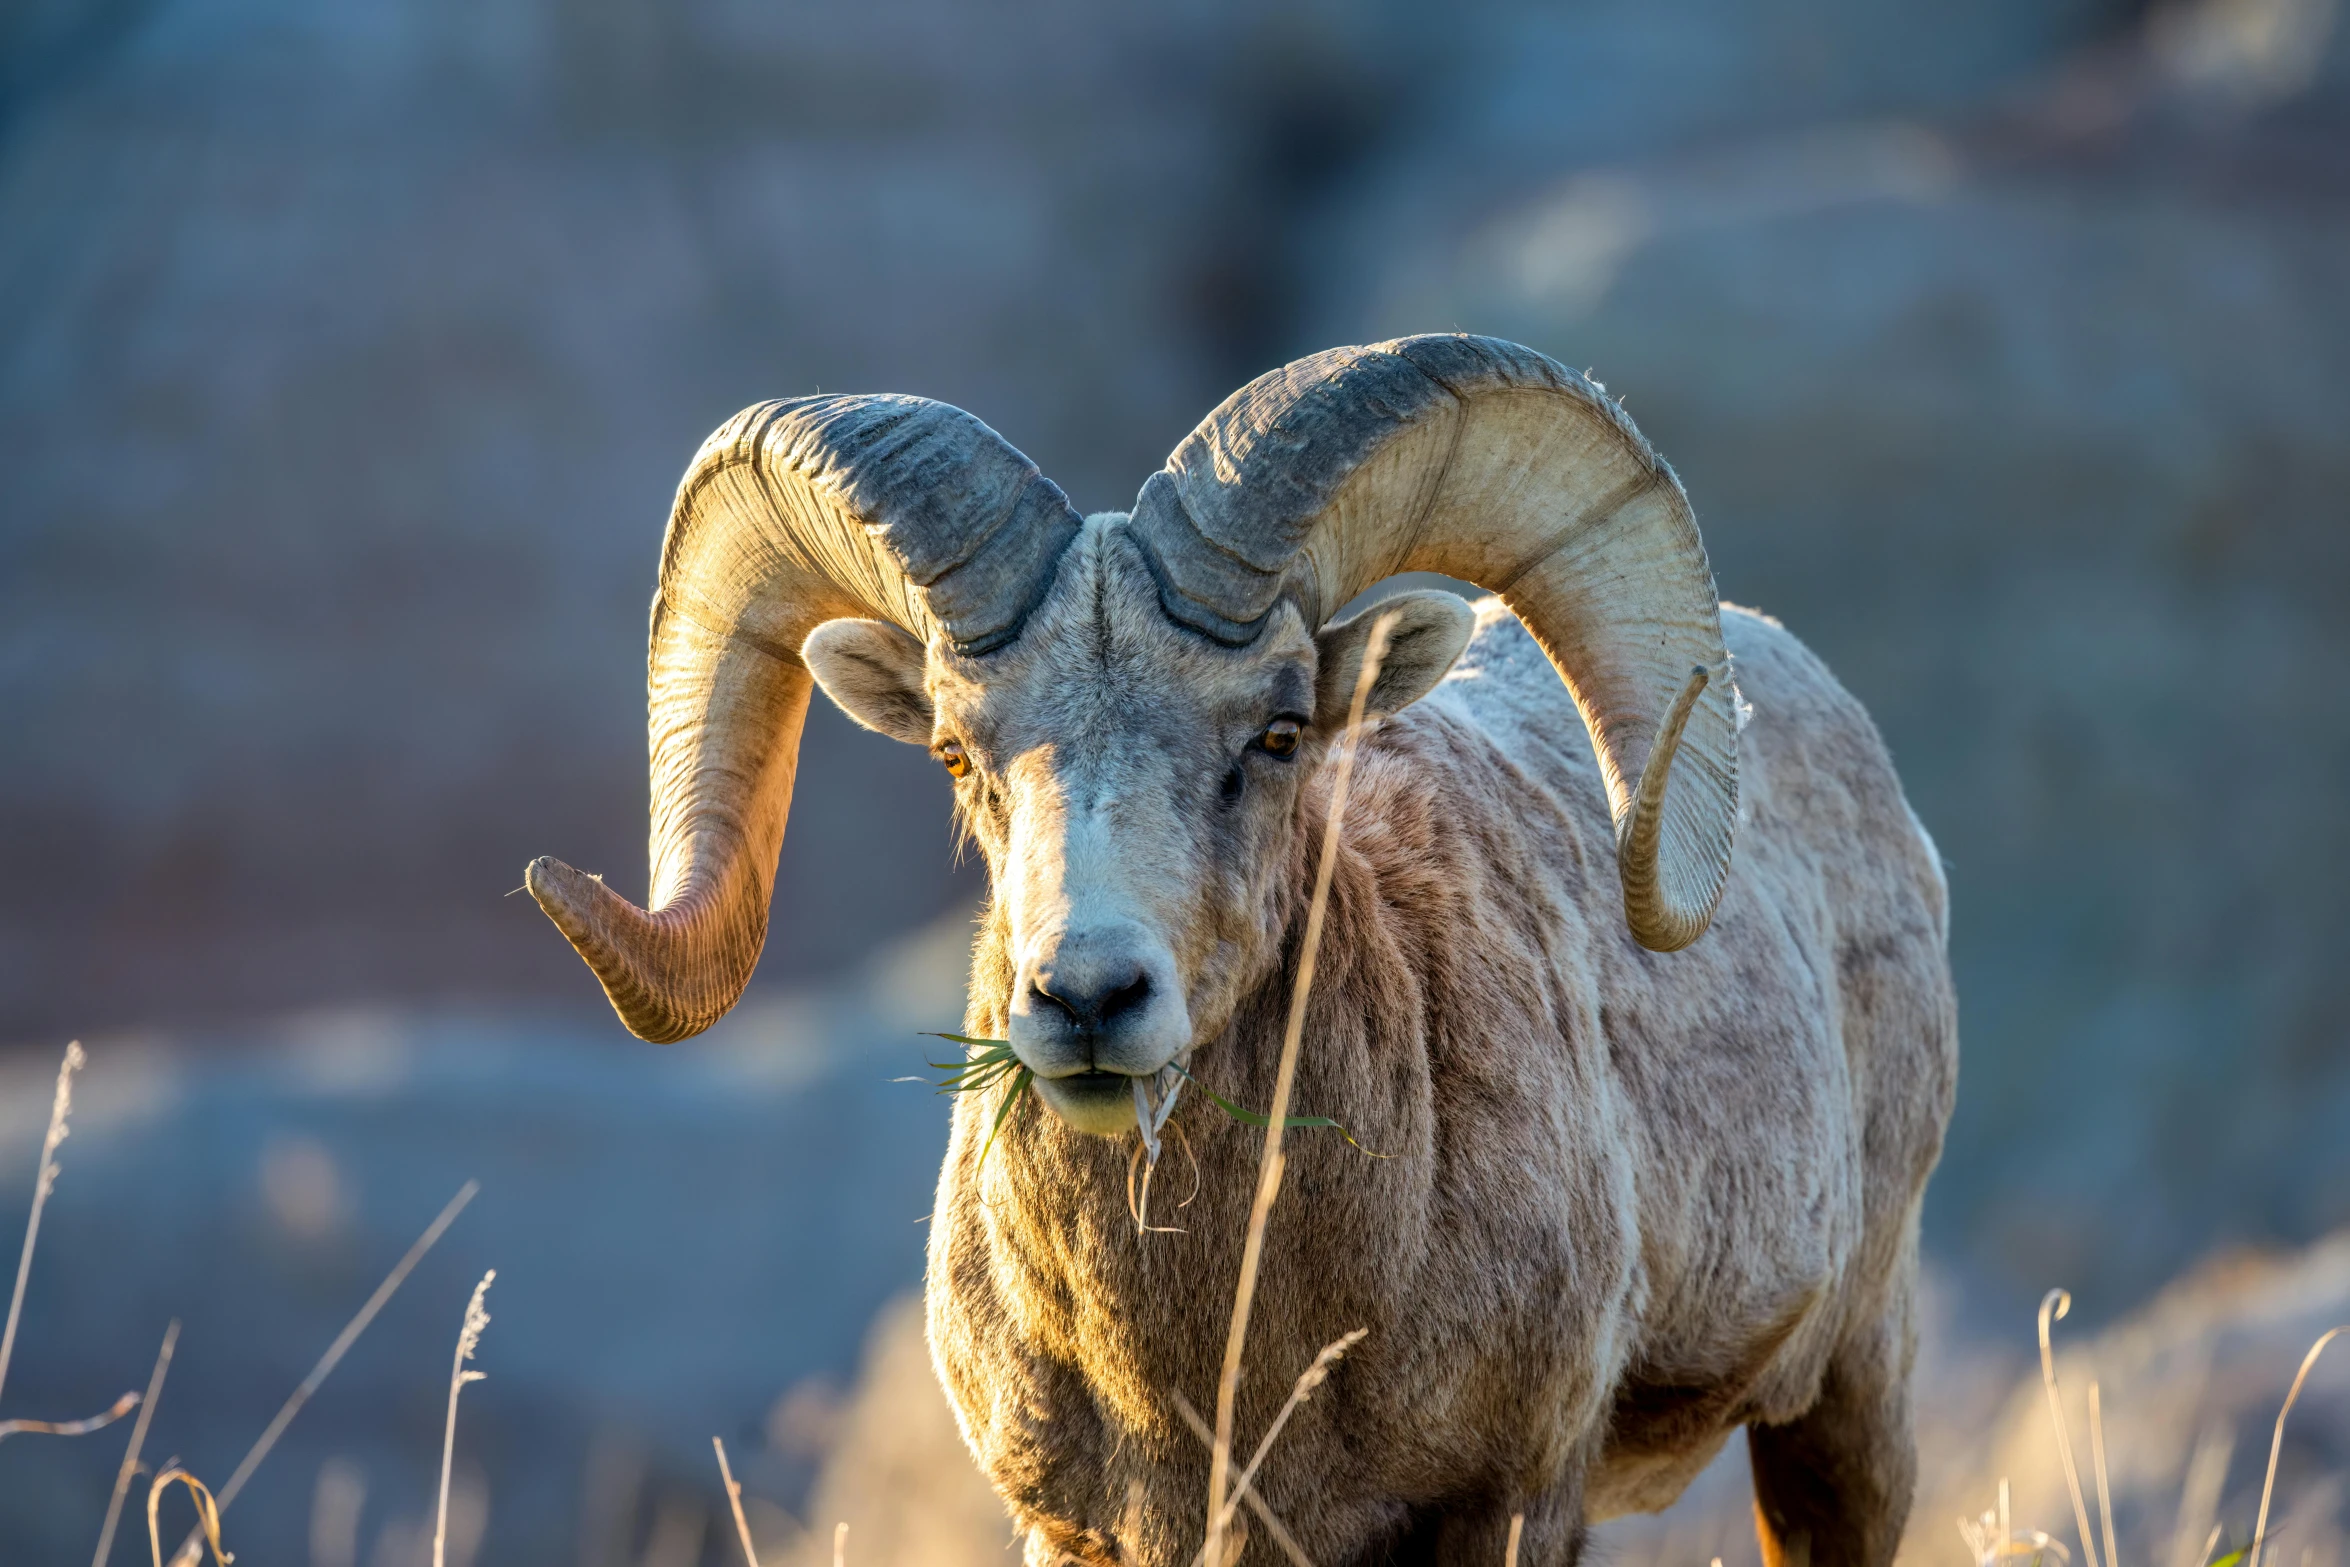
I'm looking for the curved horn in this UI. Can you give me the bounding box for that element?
[528,396,1081,1041]
[1128,334,1736,951]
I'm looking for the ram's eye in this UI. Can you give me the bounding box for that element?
[937,740,970,779]
[1258,718,1303,758]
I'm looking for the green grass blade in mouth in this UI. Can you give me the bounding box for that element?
[918,1036,1378,1159]
[924,1031,1012,1051]
[921,1033,1021,1094]
[976,1067,1033,1166]
[919,1037,1032,1165]
[1169,1064,1380,1155]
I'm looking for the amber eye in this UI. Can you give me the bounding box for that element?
[938,740,970,779]
[1258,718,1303,758]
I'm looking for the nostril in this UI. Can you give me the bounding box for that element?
[1029,964,1151,1033]
[1100,972,1151,1024]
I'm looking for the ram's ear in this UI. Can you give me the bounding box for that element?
[803,619,935,745]
[1314,590,1476,730]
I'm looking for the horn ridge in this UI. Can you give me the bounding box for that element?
[530,391,1078,1041]
[1141,332,1741,951]
[1126,512,1277,648]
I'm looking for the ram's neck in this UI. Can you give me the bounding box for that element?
[930,749,1454,1447]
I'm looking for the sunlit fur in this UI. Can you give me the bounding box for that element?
[886,518,1956,1567]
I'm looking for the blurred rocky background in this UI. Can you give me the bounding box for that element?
[2,0,2345,1560]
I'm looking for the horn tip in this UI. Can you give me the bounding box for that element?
[524,854,581,912]
[524,856,707,1044]
[1629,913,1710,954]
[523,854,626,942]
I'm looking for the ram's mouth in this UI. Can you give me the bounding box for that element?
[1031,1069,1144,1135]
[1029,1064,1188,1148]
[1048,1069,1131,1101]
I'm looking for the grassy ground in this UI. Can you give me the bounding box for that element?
[8,1028,2350,1566]
[787,1240,2350,1567]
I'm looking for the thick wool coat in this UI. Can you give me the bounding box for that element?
[926,599,1958,1566]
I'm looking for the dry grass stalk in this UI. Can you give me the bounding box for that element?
[1198,1329,1367,1557]
[1170,1393,1317,1567]
[1961,1475,2072,1567]
[2246,1325,2347,1567]
[833,1520,849,1567]
[308,1460,365,1567]
[2090,1382,2118,1567]
[711,1436,762,1567]
[1,1039,84,1406]
[146,1467,229,1567]
[1202,611,1397,1567]
[2170,1427,2234,1567]
[0,1389,138,1442]
[94,1319,180,1567]
[2039,1290,2106,1567]
[1959,1509,2070,1566]
[166,1179,479,1567]
[1505,1512,1524,1567]
[435,1270,495,1567]
[1188,1331,1366,1565]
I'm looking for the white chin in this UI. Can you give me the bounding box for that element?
[1031,1072,1141,1136]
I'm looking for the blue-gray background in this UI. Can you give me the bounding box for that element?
[2,0,2345,1559]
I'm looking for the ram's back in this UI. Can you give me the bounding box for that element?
[1423,598,1957,1515]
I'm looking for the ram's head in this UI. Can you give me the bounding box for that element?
[527,336,1740,1134]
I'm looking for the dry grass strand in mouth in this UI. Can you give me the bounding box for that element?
[1203,609,1399,1567]
[1127,1118,1204,1238]
[94,1320,180,1567]
[1127,1139,1189,1237]
[1,1039,84,1407]
[1134,1068,1185,1166]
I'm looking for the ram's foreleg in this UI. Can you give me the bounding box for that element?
[1379,1473,1587,1567]
[1744,1296,1918,1567]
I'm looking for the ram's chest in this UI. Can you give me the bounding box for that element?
[921,714,1651,1552]
[925,1080,1640,1552]
[934,1100,1426,1404]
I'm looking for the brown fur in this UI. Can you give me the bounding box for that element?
[908,543,1957,1565]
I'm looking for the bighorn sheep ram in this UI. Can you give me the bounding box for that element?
[528,335,1957,1565]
